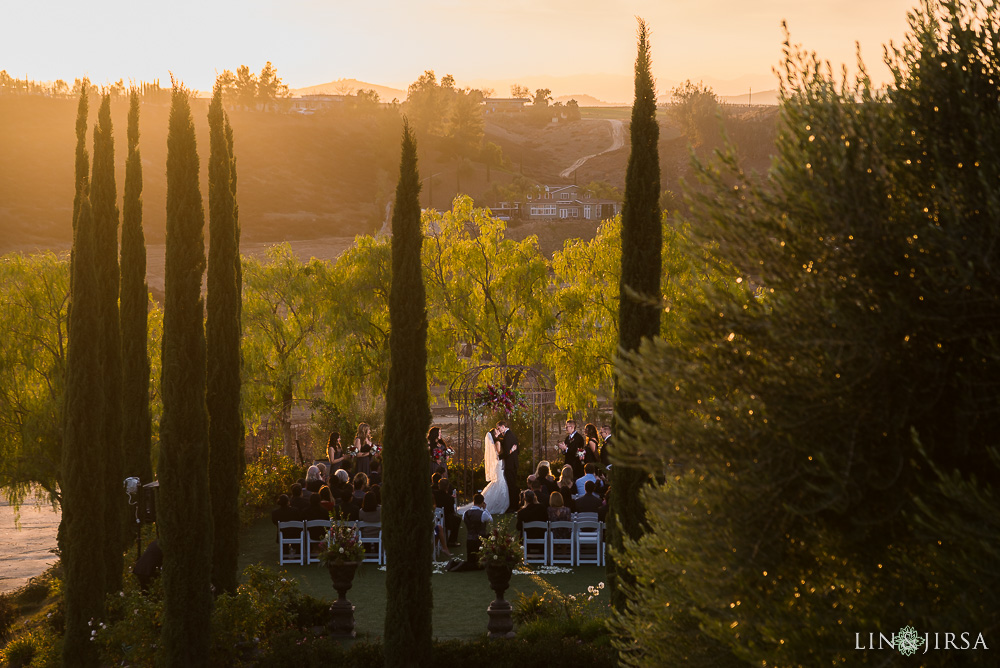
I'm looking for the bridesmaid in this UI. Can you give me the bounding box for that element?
[583,423,600,465]
[326,431,349,478]
[353,422,373,477]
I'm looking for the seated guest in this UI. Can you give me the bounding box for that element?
[271,494,303,541]
[368,458,383,486]
[358,492,381,536]
[369,483,382,507]
[547,491,572,538]
[289,483,310,512]
[574,480,605,519]
[556,464,575,493]
[530,479,549,509]
[575,462,599,497]
[557,482,576,513]
[433,478,460,546]
[303,493,330,541]
[305,465,324,494]
[431,471,443,492]
[461,493,492,568]
[527,461,556,487]
[516,490,548,537]
[317,485,336,512]
[349,472,368,520]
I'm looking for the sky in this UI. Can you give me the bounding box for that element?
[4,0,917,100]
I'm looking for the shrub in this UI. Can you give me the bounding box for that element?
[0,626,60,668]
[240,443,304,524]
[0,592,15,642]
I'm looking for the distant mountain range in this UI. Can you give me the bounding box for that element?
[291,74,779,107]
[291,78,406,102]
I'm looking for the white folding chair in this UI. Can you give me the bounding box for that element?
[573,519,603,566]
[304,519,332,564]
[522,521,549,565]
[278,521,305,565]
[548,521,575,566]
[574,512,600,523]
[355,521,383,565]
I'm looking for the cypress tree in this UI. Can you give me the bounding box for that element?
[72,83,89,231]
[382,120,434,666]
[61,196,106,667]
[91,94,125,592]
[158,86,213,665]
[121,89,153,486]
[207,82,243,594]
[608,18,661,609]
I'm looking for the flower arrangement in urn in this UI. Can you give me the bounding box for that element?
[479,526,522,567]
[317,523,365,565]
[472,383,529,421]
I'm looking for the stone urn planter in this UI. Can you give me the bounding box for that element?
[327,561,359,638]
[485,563,515,639]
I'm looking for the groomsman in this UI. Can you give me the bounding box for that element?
[558,419,585,478]
[600,423,612,468]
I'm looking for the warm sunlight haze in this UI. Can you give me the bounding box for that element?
[5,0,914,99]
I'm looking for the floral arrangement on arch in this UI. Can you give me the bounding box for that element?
[479,526,522,567]
[316,523,365,566]
[472,383,530,421]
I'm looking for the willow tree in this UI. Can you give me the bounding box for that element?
[382,120,434,666]
[61,197,105,668]
[121,89,153,487]
[91,94,126,592]
[207,82,243,594]
[608,17,661,608]
[158,86,212,665]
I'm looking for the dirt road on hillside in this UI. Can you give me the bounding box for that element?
[559,119,625,179]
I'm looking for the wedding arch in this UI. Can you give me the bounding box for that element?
[447,364,556,501]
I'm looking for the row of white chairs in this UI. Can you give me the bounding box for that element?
[521,517,605,566]
[277,519,384,566]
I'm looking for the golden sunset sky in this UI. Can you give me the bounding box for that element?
[4,0,916,100]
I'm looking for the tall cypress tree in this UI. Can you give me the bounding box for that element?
[158,86,213,666]
[608,18,661,609]
[91,94,125,592]
[72,83,89,233]
[121,89,153,486]
[207,82,243,595]
[61,196,106,667]
[382,120,434,666]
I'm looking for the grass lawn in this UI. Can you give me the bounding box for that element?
[238,514,609,641]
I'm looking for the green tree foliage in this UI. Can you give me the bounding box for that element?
[510,84,530,99]
[207,82,244,594]
[613,3,1000,665]
[532,88,553,108]
[241,245,328,455]
[61,197,105,667]
[121,89,153,487]
[422,196,548,380]
[257,61,289,109]
[0,254,68,508]
[382,120,434,666]
[322,236,392,406]
[608,17,661,609]
[668,80,721,148]
[158,86,213,666]
[91,94,126,592]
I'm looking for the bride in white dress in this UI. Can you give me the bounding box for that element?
[480,428,510,515]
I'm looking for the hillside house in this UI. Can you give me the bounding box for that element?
[483,98,528,114]
[523,185,621,221]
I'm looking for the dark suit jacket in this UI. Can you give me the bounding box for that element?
[601,435,612,466]
[271,505,303,540]
[516,503,548,537]
[501,429,519,477]
[574,493,605,519]
[564,431,585,476]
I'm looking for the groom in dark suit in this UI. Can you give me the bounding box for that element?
[496,420,519,514]
[559,419,585,478]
